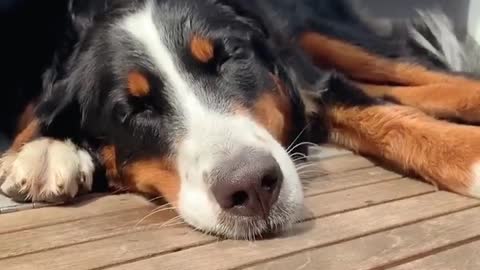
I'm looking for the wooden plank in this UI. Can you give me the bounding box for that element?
[305,166,402,197]
[245,207,480,270]
[390,240,480,270]
[0,194,153,234]
[1,179,434,270]
[308,146,351,159]
[0,207,182,259]
[313,154,376,174]
[0,153,374,234]
[0,227,212,270]
[304,178,434,219]
[107,192,480,270]
[0,154,374,229]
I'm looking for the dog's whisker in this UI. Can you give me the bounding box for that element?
[111,187,130,195]
[134,205,177,227]
[286,124,310,153]
[295,162,321,170]
[290,152,308,159]
[288,142,319,155]
[147,195,165,203]
[159,216,183,229]
[292,156,310,163]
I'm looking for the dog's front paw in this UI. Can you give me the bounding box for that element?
[0,138,94,202]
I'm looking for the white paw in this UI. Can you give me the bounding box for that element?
[0,138,94,202]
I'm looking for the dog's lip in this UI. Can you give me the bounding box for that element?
[209,205,296,239]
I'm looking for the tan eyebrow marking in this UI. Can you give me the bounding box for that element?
[127,71,151,97]
[190,35,215,63]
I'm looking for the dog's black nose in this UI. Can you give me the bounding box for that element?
[211,150,283,218]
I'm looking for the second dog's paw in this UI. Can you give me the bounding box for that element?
[0,138,94,202]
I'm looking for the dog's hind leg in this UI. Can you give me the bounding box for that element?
[298,32,468,86]
[298,32,480,123]
[356,82,480,123]
[313,77,480,198]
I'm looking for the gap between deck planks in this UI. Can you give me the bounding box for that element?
[0,154,402,269]
[0,177,432,269]
[106,192,480,270]
[390,240,480,270]
[0,152,374,236]
[1,153,477,270]
[245,207,480,270]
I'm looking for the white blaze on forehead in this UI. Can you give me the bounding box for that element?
[120,0,206,121]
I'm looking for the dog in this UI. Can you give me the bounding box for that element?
[1,0,480,239]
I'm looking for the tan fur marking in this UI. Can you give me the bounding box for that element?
[99,145,180,203]
[123,158,180,204]
[127,71,150,97]
[16,102,37,134]
[252,76,293,145]
[298,32,477,86]
[11,119,40,152]
[329,104,480,195]
[357,82,480,123]
[190,35,214,63]
[100,145,122,190]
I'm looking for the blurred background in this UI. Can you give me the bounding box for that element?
[362,0,479,42]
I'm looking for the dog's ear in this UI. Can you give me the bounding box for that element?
[35,42,103,139]
[36,68,83,138]
[68,0,110,38]
[214,0,269,38]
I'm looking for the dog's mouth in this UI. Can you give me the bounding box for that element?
[214,200,300,239]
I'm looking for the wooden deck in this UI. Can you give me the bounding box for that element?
[2,150,480,270]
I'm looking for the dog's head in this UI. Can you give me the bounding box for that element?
[38,0,329,239]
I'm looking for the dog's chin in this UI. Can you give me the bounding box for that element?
[214,202,303,240]
[177,190,304,240]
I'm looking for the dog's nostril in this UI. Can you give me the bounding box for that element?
[231,191,249,207]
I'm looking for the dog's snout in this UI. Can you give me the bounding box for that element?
[211,150,283,218]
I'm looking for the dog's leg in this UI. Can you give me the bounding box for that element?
[298,32,473,86]
[299,32,480,122]
[315,77,480,198]
[0,120,94,202]
[356,83,480,123]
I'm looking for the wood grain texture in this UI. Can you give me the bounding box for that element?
[246,207,480,270]
[314,154,376,173]
[1,152,479,270]
[304,178,434,219]
[108,192,479,270]
[0,194,153,234]
[0,227,212,270]
[390,240,480,270]
[0,207,180,259]
[305,166,402,196]
[0,179,429,269]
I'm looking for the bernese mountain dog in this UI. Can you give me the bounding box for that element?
[1,0,480,239]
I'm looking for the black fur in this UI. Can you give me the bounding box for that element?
[2,0,439,187]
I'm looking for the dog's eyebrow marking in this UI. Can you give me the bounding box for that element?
[127,71,150,97]
[190,35,214,63]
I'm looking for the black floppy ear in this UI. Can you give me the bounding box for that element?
[35,72,83,139]
[33,0,110,138]
[68,0,110,38]
[214,0,269,37]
